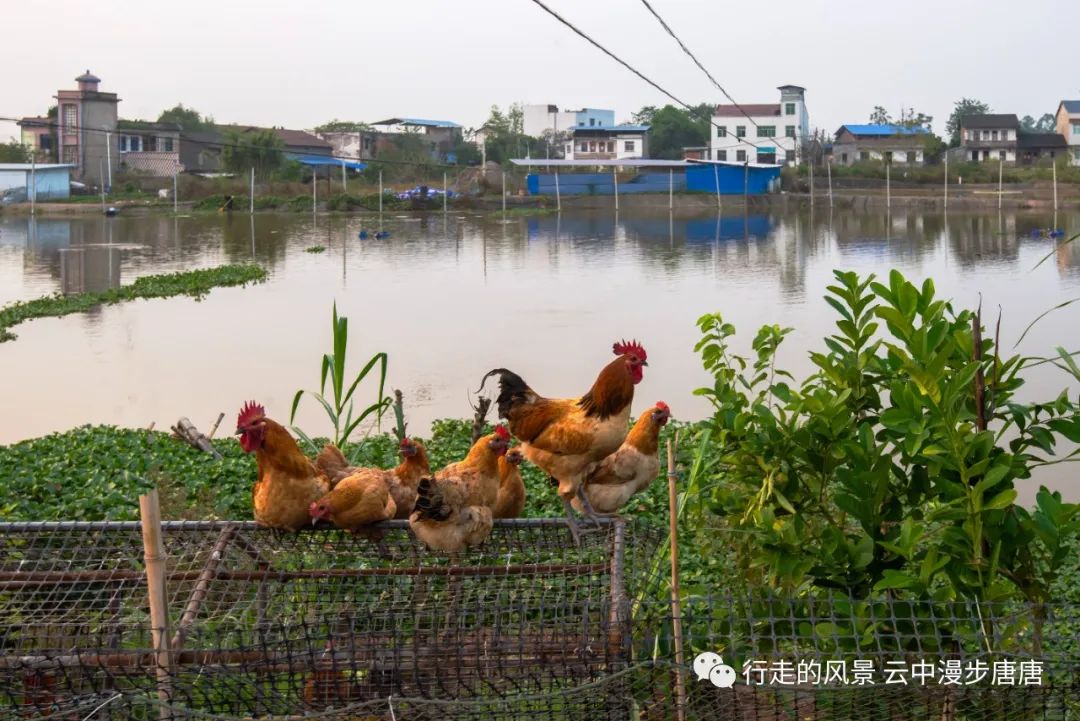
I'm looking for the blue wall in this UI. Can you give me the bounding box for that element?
[527,172,686,196]
[686,164,781,195]
[574,109,615,128]
[32,167,72,201]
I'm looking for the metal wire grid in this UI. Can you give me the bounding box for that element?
[3,520,1079,720]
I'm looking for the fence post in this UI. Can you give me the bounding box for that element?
[378,170,383,215]
[554,169,561,212]
[342,160,347,193]
[443,171,448,213]
[886,159,891,212]
[249,168,254,215]
[501,171,506,213]
[173,172,178,214]
[139,489,174,720]
[713,163,721,211]
[667,436,686,721]
[313,166,317,212]
[1052,160,1058,212]
[30,155,36,216]
[944,153,949,211]
[998,158,1003,211]
[668,168,673,210]
[827,156,833,209]
[99,161,106,213]
[613,167,619,211]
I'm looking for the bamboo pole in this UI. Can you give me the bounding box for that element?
[378,170,383,214]
[173,173,178,214]
[886,159,891,211]
[1052,160,1058,211]
[138,489,173,720]
[501,171,506,213]
[30,155,36,216]
[249,168,254,215]
[613,167,619,211]
[313,166,317,212]
[713,163,721,211]
[554,169,561,212]
[826,157,833,209]
[443,171,448,213]
[944,153,949,210]
[667,435,686,721]
[668,168,673,210]
[998,158,1003,210]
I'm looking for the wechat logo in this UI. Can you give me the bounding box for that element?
[693,651,737,688]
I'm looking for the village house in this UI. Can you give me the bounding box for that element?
[563,124,650,161]
[1017,133,1068,165]
[371,118,462,163]
[115,120,182,176]
[709,85,809,165]
[832,124,930,165]
[16,117,56,162]
[50,70,119,186]
[959,114,1018,163]
[1056,100,1080,166]
[317,128,383,162]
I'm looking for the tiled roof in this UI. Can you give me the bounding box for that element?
[959,114,1019,129]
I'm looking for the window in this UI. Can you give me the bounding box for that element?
[589,141,597,152]
[624,140,635,152]
[589,118,595,126]
[736,125,746,138]
[736,149,746,162]
[981,130,989,140]
[1074,148,1080,161]
[63,146,78,164]
[757,126,776,138]
[757,151,776,164]
[785,103,796,115]
[906,151,916,163]
[860,151,870,161]
[841,153,848,164]
[716,150,727,161]
[884,151,893,163]
[716,126,727,137]
[785,125,795,138]
[991,130,998,141]
[163,138,174,152]
[579,142,588,152]
[62,104,76,129]
[607,141,614,152]
[999,150,1006,160]
[971,151,978,161]
[39,136,53,151]
[1072,123,1080,135]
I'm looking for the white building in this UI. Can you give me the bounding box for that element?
[523,106,616,139]
[562,125,649,161]
[1056,100,1080,166]
[708,85,809,165]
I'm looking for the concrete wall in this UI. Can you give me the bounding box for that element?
[120,152,182,176]
[80,99,118,186]
[1058,106,1080,166]
[832,141,925,165]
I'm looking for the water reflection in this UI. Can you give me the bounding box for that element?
[1,207,1078,506]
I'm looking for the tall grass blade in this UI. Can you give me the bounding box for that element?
[1030,232,1080,272]
[1013,298,1080,349]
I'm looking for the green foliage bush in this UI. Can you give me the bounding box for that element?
[692,269,1080,603]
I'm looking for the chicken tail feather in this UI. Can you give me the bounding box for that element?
[413,477,452,521]
[478,368,530,419]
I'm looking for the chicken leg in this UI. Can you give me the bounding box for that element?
[559,495,584,547]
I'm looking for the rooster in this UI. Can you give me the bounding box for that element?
[573,402,670,515]
[236,401,330,531]
[315,437,430,519]
[408,476,494,552]
[479,340,648,537]
[492,447,526,519]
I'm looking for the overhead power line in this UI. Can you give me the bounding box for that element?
[524,0,772,154]
[636,0,764,133]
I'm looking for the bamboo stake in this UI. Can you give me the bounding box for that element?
[206,412,225,440]
[667,434,686,721]
[944,153,949,210]
[139,489,174,720]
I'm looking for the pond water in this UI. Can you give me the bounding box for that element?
[1,207,1077,503]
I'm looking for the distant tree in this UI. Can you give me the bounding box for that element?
[644,105,709,159]
[945,98,991,146]
[477,104,536,164]
[157,104,211,131]
[314,119,373,134]
[1021,113,1057,133]
[898,107,933,132]
[632,106,658,126]
[221,128,285,176]
[0,140,30,163]
[869,106,893,125]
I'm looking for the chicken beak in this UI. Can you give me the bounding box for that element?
[311,516,319,526]
[234,427,244,436]
[642,361,649,367]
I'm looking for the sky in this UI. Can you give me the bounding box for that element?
[2,0,1079,143]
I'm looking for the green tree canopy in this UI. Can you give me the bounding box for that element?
[869,106,892,125]
[643,104,709,159]
[1021,113,1057,133]
[313,119,373,134]
[221,128,285,176]
[945,98,990,146]
[0,140,30,163]
[157,104,211,131]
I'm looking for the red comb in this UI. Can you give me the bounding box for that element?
[400,436,411,445]
[655,401,670,412]
[494,425,511,440]
[237,401,265,428]
[613,339,647,361]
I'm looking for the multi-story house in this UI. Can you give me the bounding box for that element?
[709,85,809,165]
[563,124,649,161]
[1056,100,1080,166]
[371,118,462,162]
[832,124,930,165]
[54,70,119,186]
[959,114,1019,163]
[523,106,615,139]
[115,120,182,176]
[16,117,56,162]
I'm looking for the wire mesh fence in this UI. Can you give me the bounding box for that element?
[1,518,1077,720]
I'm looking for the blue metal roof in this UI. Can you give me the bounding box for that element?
[287,153,366,171]
[372,117,461,128]
[839,124,929,137]
[1061,100,1080,113]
